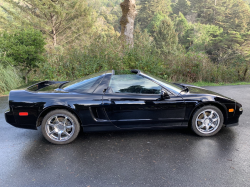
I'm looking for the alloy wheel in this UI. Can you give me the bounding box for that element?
[45,114,75,142]
[195,109,220,134]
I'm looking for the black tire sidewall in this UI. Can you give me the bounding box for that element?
[41,109,80,144]
[191,105,224,137]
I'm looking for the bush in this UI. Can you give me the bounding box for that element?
[0,64,21,94]
[0,28,46,83]
[37,31,250,84]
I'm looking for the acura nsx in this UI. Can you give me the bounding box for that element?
[5,70,243,144]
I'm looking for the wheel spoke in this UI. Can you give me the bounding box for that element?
[208,111,214,118]
[198,124,205,129]
[197,119,204,122]
[63,117,68,125]
[58,131,62,140]
[49,129,56,135]
[210,123,216,128]
[55,116,60,123]
[48,122,55,127]
[202,112,207,118]
[63,131,71,137]
[205,125,209,131]
[66,125,73,129]
[212,117,218,122]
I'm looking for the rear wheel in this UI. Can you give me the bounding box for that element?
[191,106,224,136]
[41,109,80,144]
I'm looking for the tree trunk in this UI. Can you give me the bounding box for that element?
[120,0,137,48]
[53,30,57,46]
[51,14,57,46]
[25,69,32,84]
[25,75,28,84]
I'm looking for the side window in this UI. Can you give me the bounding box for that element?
[109,74,161,94]
[63,75,104,93]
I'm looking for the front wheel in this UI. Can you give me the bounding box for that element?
[41,109,80,144]
[191,106,224,137]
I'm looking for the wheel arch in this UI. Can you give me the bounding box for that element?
[36,106,82,127]
[188,102,227,127]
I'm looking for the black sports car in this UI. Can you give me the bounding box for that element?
[5,69,243,144]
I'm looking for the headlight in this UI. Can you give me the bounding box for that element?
[239,107,243,112]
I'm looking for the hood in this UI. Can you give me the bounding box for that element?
[178,83,235,102]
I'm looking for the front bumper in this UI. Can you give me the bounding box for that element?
[226,122,239,127]
[224,102,242,127]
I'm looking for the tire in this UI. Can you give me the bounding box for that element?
[41,109,80,144]
[191,105,224,137]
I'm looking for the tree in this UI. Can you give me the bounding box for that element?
[172,0,191,16]
[120,0,137,47]
[153,18,179,55]
[207,31,250,63]
[173,12,190,46]
[0,28,46,83]
[136,0,172,30]
[0,0,92,47]
[146,12,168,34]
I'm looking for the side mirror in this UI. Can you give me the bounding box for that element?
[161,91,170,99]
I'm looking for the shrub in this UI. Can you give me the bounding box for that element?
[0,28,46,83]
[0,64,21,94]
[37,32,249,84]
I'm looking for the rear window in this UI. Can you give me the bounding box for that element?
[62,74,105,93]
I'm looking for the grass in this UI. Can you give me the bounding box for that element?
[0,81,40,96]
[0,65,22,94]
[192,81,250,87]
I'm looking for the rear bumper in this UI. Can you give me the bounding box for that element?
[5,110,16,125]
[5,110,37,130]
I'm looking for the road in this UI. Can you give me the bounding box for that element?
[0,85,250,187]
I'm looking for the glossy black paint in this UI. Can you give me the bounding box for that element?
[5,71,243,132]
[103,94,185,128]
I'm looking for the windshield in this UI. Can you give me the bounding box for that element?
[140,72,182,95]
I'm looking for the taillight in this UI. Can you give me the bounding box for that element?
[19,112,28,116]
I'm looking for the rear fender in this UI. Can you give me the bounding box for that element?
[36,105,83,127]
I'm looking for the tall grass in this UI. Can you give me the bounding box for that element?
[0,64,22,94]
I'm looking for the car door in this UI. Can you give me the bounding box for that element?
[102,74,186,129]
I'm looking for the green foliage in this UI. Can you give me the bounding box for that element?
[172,0,191,16]
[146,12,169,34]
[188,23,223,52]
[207,31,250,63]
[36,31,250,84]
[137,0,172,30]
[174,12,189,37]
[0,64,21,94]
[0,0,93,47]
[153,18,179,54]
[87,0,122,9]
[0,28,46,83]
[175,0,250,33]
[1,0,250,89]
